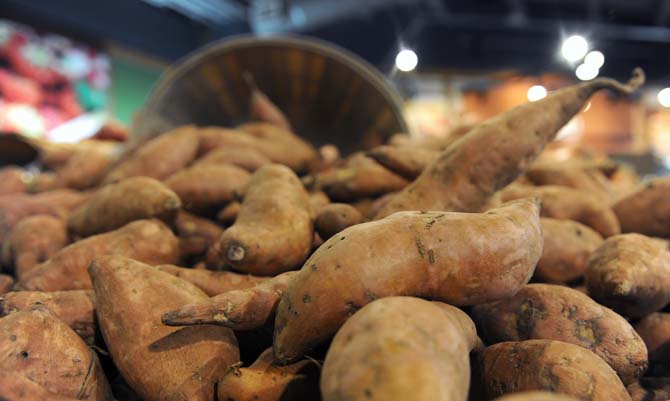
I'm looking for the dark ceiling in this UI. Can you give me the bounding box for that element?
[2,0,669,84]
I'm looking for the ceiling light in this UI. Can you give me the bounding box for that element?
[395,49,418,72]
[561,35,588,62]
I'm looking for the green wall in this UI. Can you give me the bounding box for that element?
[109,52,165,125]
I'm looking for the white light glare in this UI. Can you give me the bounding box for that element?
[561,35,589,62]
[576,63,599,81]
[396,49,418,72]
[527,85,548,102]
[584,51,605,68]
[659,88,670,108]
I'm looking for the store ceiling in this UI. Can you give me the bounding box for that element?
[2,0,669,84]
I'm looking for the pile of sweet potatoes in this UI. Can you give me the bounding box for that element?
[2,68,670,401]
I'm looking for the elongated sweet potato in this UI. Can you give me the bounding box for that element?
[376,69,644,219]
[165,164,249,213]
[0,372,80,401]
[238,123,317,170]
[0,167,31,195]
[585,234,670,318]
[627,378,670,401]
[613,178,670,237]
[103,125,199,183]
[155,264,268,296]
[55,142,121,189]
[0,273,14,294]
[218,347,319,401]
[193,146,271,171]
[308,153,409,201]
[367,145,439,179]
[321,297,479,401]
[68,177,181,238]
[174,212,224,259]
[492,392,579,401]
[525,162,612,202]
[209,164,313,275]
[273,198,542,363]
[536,218,603,283]
[0,290,96,344]
[308,190,330,217]
[217,201,240,225]
[245,74,292,130]
[634,313,670,363]
[315,203,364,240]
[472,284,647,384]
[89,255,239,401]
[498,184,620,237]
[163,271,296,330]
[19,219,179,291]
[0,308,111,400]
[480,340,631,401]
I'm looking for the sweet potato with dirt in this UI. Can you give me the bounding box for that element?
[0,167,31,195]
[634,313,670,363]
[367,145,439,179]
[492,392,579,401]
[89,255,239,401]
[174,211,224,259]
[218,347,319,401]
[0,290,96,344]
[217,201,240,225]
[480,340,631,401]
[536,218,603,283]
[238,122,317,167]
[209,164,313,275]
[192,146,271,171]
[315,203,364,240]
[165,164,249,213]
[0,372,81,401]
[55,143,121,189]
[376,69,644,219]
[163,271,296,330]
[498,184,620,237]
[307,153,409,201]
[155,264,268,296]
[613,178,670,238]
[627,378,670,401]
[0,308,111,400]
[273,198,542,363]
[103,125,199,183]
[525,162,613,202]
[472,284,647,384]
[0,274,14,294]
[585,234,670,318]
[321,297,479,401]
[19,219,179,291]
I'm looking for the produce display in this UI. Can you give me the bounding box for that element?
[0,67,669,401]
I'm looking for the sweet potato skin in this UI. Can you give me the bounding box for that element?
[174,212,224,259]
[155,264,267,296]
[1,215,68,279]
[321,297,479,401]
[19,219,179,291]
[315,203,364,240]
[238,123,317,173]
[210,164,313,275]
[68,177,181,237]
[89,255,239,401]
[0,273,14,294]
[627,378,670,401]
[536,218,603,283]
[492,392,580,401]
[634,313,670,363]
[0,290,96,344]
[165,164,249,213]
[0,308,111,400]
[472,284,647,384]
[613,178,670,237]
[585,234,670,318]
[217,201,240,225]
[367,145,439,179]
[55,143,120,190]
[480,340,631,401]
[0,167,31,195]
[193,146,272,171]
[273,198,542,363]
[0,372,81,401]
[525,162,612,202]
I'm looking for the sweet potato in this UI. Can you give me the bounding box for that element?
[525,162,612,202]
[245,73,292,131]
[238,122,317,170]
[627,378,670,401]
[217,201,240,225]
[321,297,479,401]
[217,347,319,401]
[0,308,111,400]
[155,264,268,296]
[498,184,620,237]
[585,234,670,318]
[472,284,647,384]
[0,372,80,401]
[367,145,439,179]
[315,203,364,240]
[0,167,31,195]
[55,143,121,190]
[273,198,542,363]
[634,313,670,363]
[375,69,644,219]
[536,218,603,283]
[89,255,239,401]
[165,164,249,213]
[308,153,409,201]
[0,290,96,344]
[162,271,296,330]
[0,273,14,294]
[174,211,224,259]
[103,125,199,183]
[209,164,313,275]
[387,124,473,150]
[613,178,670,238]
[308,190,331,217]
[19,219,179,291]
[492,392,580,401]
[480,340,631,401]
[192,146,271,171]
[30,172,61,193]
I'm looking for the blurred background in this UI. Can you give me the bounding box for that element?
[0,0,668,173]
